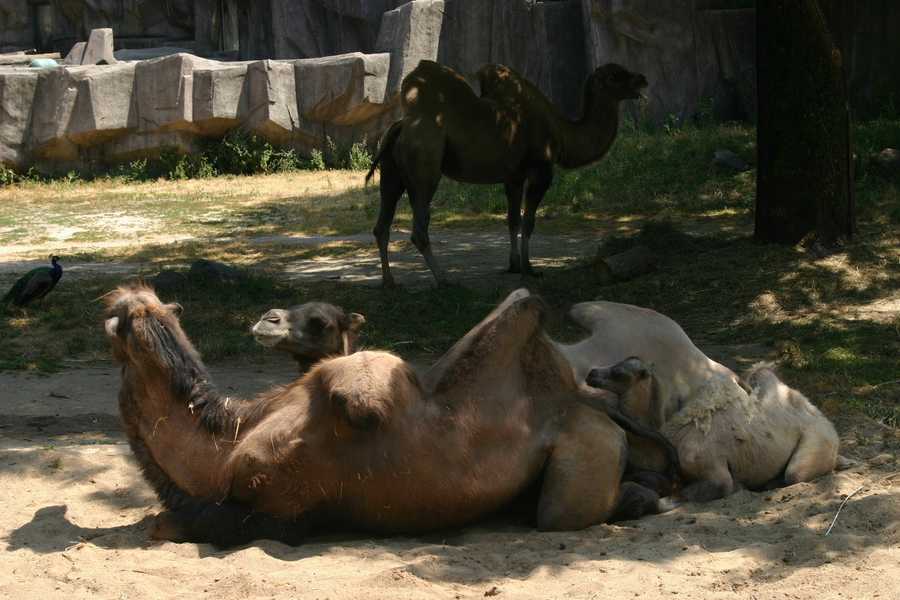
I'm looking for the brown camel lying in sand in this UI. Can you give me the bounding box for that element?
[105,285,676,547]
[366,60,647,286]
[252,302,365,373]
[587,357,845,502]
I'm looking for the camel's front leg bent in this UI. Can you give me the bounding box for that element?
[536,407,627,530]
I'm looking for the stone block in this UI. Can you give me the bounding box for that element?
[64,42,86,65]
[133,53,215,133]
[67,64,137,146]
[29,68,79,161]
[193,64,250,136]
[0,70,39,167]
[295,52,390,127]
[82,28,117,66]
[244,60,299,142]
[376,0,445,95]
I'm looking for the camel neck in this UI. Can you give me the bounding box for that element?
[120,362,240,502]
[555,94,621,169]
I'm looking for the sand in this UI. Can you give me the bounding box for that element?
[1,364,898,600]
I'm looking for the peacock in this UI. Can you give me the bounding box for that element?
[2,255,63,307]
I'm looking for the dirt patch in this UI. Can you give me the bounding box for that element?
[0,230,596,289]
[0,362,898,599]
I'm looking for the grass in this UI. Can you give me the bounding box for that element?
[1,119,898,426]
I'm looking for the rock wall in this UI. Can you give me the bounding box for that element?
[582,0,756,123]
[439,0,587,118]
[0,52,394,171]
[2,0,899,173]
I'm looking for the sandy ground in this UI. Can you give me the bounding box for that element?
[1,361,898,600]
[0,230,594,288]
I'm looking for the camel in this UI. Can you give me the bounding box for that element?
[252,302,366,373]
[365,60,648,286]
[587,357,844,502]
[105,285,677,547]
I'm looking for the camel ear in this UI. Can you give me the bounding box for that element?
[104,316,120,338]
[348,313,366,333]
[165,302,183,317]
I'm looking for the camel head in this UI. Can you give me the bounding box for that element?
[252,303,366,363]
[589,63,648,101]
[587,356,660,429]
[104,284,200,379]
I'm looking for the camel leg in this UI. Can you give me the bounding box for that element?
[409,184,447,285]
[504,179,525,273]
[783,430,838,485]
[537,407,627,530]
[373,155,406,288]
[679,458,735,502]
[520,162,553,278]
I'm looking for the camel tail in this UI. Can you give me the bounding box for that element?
[365,120,403,185]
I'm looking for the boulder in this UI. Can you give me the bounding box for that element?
[295,52,393,151]
[133,53,215,133]
[713,149,750,172]
[188,259,244,283]
[245,60,299,143]
[63,42,86,65]
[295,52,391,126]
[0,70,39,167]
[81,28,117,65]
[67,64,136,146]
[193,64,250,136]
[29,68,80,161]
[376,0,444,95]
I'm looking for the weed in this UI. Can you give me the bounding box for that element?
[309,149,326,171]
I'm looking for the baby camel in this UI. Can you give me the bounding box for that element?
[106,285,675,547]
[587,357,843,502]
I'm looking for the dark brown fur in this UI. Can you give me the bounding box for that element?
[367,60,647,286]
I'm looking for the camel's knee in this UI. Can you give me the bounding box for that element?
[679,453,734,502]
[783,446,837,485]
[610,481,662,522]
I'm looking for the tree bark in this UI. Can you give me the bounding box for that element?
[755,0,854,246]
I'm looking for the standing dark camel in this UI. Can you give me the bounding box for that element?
[365,60,647,286]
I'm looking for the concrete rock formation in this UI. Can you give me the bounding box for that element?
[0,50,395,171]
[1,1,899,172]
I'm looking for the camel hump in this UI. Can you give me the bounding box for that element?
[424,289,546,392]
[311,351,420,430]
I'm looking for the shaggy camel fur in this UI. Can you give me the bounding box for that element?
[587,357,842,502]
[366,60,647,286]
[252,302,365,373]
[105,285,675,547]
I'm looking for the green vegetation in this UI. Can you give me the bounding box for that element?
[1,119,897,427]
[0,130,375,185]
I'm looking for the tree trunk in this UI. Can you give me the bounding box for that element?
[755,0,855,246]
